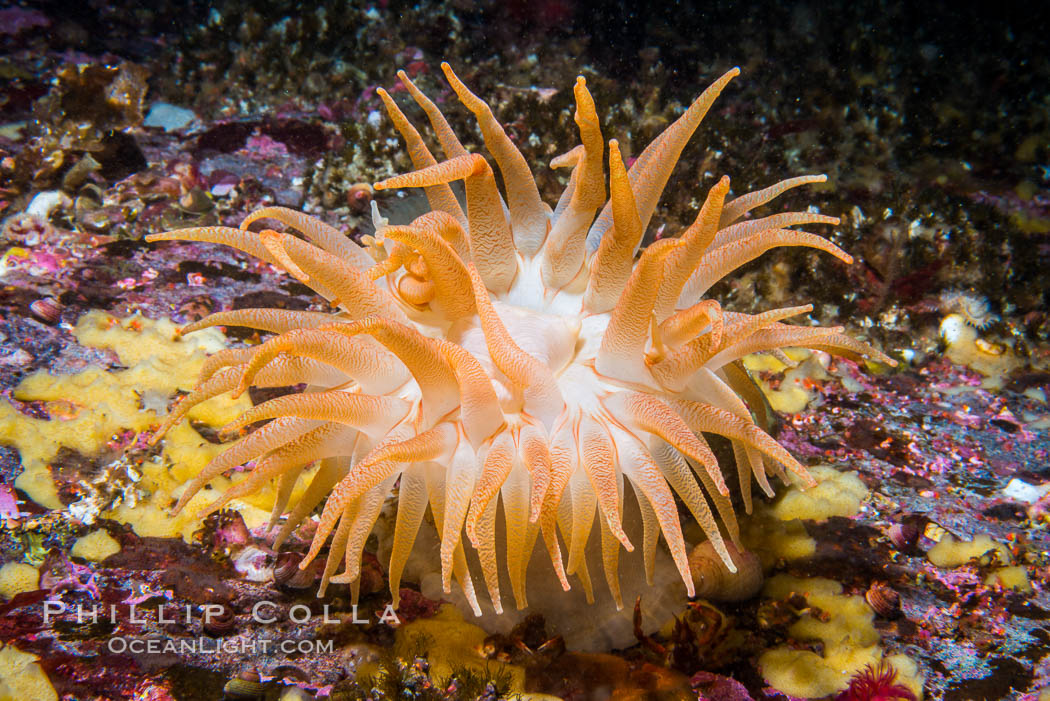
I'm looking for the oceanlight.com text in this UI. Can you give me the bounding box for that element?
[106,637,336,655]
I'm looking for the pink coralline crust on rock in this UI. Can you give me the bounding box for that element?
[395,587,443,623]
[692,670,755,701]
[243,134,291,158]
[774,424,827,460]
[42,555,101,599]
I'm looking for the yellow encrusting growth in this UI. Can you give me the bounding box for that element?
[0,562,39,599]
[743,464,869,568]
[741,467,924,699]
[0,312,240,507]
[927,533,1011,568]
[392,604,526,691]
[744,347,832,413]
[758,575,923,699]
[0,311,293,537]
[0,645,58,701]
[771,465,868,521]
[71,529,121,562]
[143,61,895,616]
[939,313,1022,389]
[985,565,1031,592]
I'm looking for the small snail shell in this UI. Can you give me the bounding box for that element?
[274,551,316,589]
[974,338,1006,356]
[865,581,901,618]
[30,297,62,324]
[887,521,921,554]
[347,182,374,213]
[202,603,237,637]
[223,669,267,699]
[688,540,763,602]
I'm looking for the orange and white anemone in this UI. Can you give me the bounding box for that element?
[146,62,895,616]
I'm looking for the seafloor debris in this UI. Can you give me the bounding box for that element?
[8,62,150,194]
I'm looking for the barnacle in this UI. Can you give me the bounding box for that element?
[146,62,895,616]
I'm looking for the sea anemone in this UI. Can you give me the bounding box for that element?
[145,62,895,616]
[937,289,997,330]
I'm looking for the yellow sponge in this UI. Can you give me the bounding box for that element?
[771,465,868,522]
[0,310,301,540]
[0,645,57,701]
[0,562,39,599]
[70,529,121,562]
[984,566,1031,592]
[394,604,525,690]
[758,575,923,699]
[927,534,1011,568]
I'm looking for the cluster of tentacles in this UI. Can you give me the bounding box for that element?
[146,62,895,616]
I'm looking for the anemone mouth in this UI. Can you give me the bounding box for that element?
[146,61,895,618]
